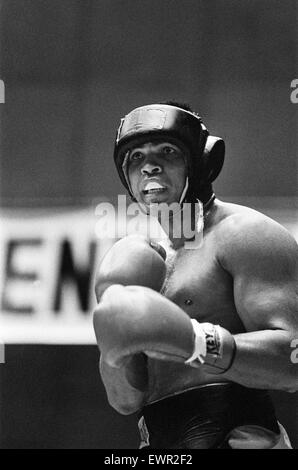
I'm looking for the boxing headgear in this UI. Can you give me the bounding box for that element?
[113,104,225,204]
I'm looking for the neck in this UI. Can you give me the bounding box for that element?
[158,194,216,250]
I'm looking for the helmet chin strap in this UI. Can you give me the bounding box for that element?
[179,177,189,205]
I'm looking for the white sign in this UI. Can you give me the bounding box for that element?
[0,208,114,344]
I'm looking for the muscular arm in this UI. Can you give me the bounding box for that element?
[217,215,298,392]
[93,235,166,414]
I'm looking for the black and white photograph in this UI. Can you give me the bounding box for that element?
[0,0,297,450]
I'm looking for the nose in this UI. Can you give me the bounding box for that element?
[140,158,162,176]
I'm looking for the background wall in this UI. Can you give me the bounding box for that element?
[0,0,297,449]
[0,0,297,206]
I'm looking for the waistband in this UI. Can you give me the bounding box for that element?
[139,383,280,449]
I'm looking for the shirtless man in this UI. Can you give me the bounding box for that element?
[93,103,298,449]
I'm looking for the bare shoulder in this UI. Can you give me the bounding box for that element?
[212,200,298,275]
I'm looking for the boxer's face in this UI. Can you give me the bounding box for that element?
[127,141,188,206]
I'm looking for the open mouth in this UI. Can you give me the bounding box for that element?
[142,181,167,195]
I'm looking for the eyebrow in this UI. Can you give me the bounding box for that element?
[130,142,180,152]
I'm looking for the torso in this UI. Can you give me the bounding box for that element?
[146,199,251,403]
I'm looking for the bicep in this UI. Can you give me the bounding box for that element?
[223,220,298,332]
[233,275,297,332]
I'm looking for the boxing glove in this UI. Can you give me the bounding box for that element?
[95,235,167,301]
[93,285,195,367]
[94,284,236,373]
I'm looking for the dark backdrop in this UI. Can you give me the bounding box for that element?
[0,345,297,449]
[0,0,297,207]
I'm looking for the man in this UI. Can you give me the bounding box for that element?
[93,102,298,448]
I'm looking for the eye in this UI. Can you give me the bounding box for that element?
[162,146,176,155]
[129,151,144,162]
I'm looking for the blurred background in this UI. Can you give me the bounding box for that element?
[0,0,297,448]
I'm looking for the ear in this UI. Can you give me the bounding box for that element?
[201,136,225,183]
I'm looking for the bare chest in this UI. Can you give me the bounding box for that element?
[160,242,243,332]
[146,237,245,402]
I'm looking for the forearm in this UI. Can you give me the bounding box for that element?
[99,353,148,415]
[220,330,298,392]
